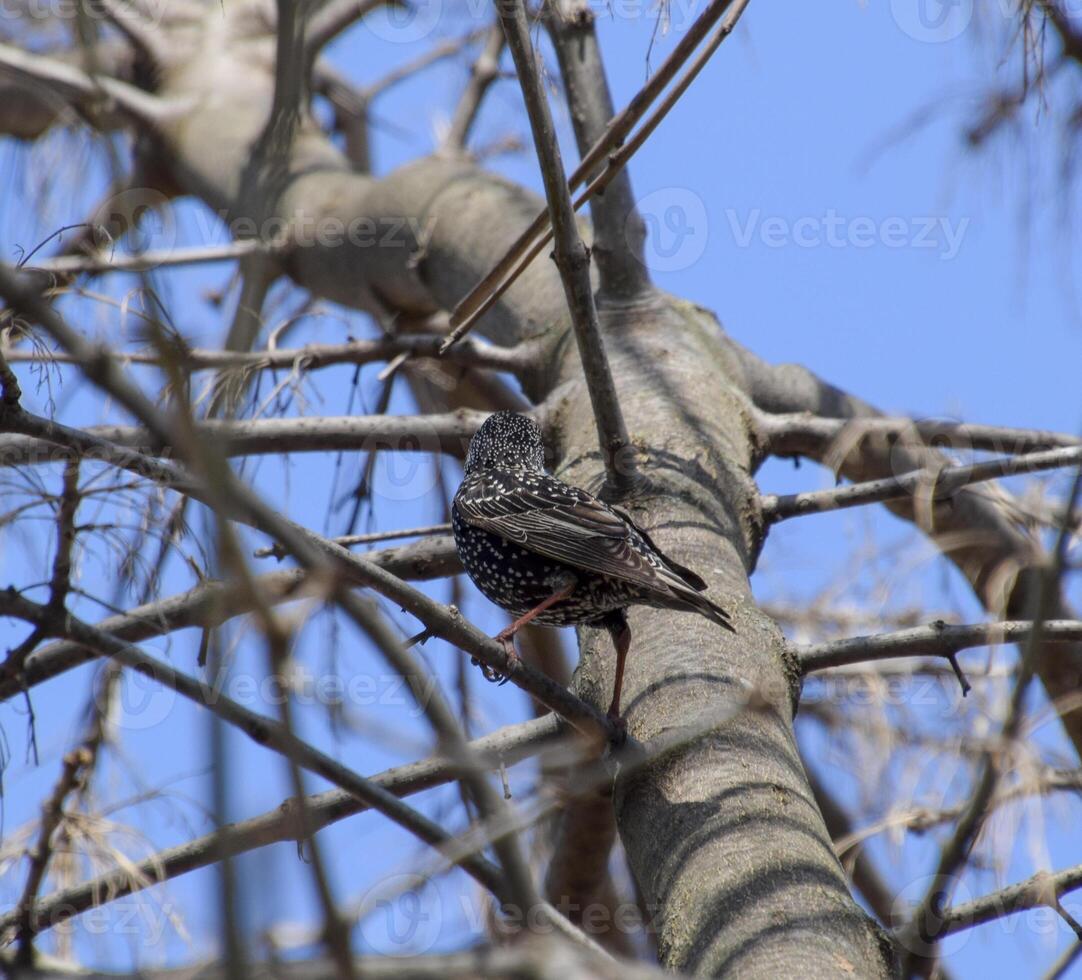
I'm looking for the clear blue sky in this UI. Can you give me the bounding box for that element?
[1,0,1080,975]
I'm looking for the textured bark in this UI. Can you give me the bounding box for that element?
[0,6,898,974]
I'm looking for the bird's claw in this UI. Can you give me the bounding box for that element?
[473,634,520,685]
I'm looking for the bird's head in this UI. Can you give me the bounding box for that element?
[464,412,546,475]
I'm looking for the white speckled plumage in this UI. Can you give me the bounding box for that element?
[452,412,733,630]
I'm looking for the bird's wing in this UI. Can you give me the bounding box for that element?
[454,471,697,597]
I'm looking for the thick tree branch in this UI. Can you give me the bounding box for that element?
[763,446,1082,523]
[0,411,487,467]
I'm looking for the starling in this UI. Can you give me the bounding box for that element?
[452,411,734,720]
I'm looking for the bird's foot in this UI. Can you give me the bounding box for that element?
[474,631,520,686]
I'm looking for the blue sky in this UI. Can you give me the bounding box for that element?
[1,0,1081,975]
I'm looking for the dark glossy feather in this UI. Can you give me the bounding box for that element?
[454,468,730,626]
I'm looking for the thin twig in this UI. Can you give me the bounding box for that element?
[495,0,631,492]
[254,523,451,558]
[4,335,532,376]
[441,0,744,343]
[0,715,567,944]
[0,536,461,704]
[443,23,506,153]
[22,241,268,278]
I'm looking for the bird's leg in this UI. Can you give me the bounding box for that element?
[604,610,631,725]
[479,582,576,685]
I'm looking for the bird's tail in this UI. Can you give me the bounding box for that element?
[678,589,736,632]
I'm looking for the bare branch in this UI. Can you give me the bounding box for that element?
[0,715,566,945]
[545,0,647,298]
[761,412,1082,458]
[0,40,178,128]
[494,0,631,492]
[936,863,1082,939]
[764,445,1082,523]
[443,23,506,154]
[5,334,534,377]
[0,410,488,468]
[0,591,515,919]
[441,0,748,346]
[305,0,391,58]
[254,522,451,558]
[797,619,1082,673]
[0,535,461,703]
[21,240,268,278]
[11,747,91,961]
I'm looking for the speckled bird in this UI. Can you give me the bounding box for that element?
[452,411,734,720]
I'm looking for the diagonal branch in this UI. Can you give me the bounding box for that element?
[0,40,177,128]
[0,591,511,911]
[440,0,748,348]
[0,715,567,944]
[0,536,461,704]
[545,0,648,299]
[494,0,631,492]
